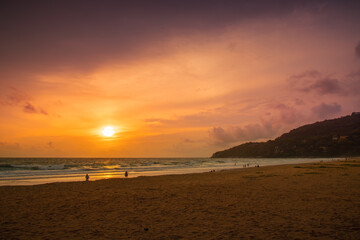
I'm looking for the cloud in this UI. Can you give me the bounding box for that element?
[0,1,299,77]
[309,78,342,94]
[23,102,48,115]
[356,41,360,58]
[23,102,36,113]
[209,127,235,145]
[0,87,49,115]
[345,70,360,95]
[273,103,302,124]
[288,70,343,95]
[0,87,29,106]
[312,102,342,119]
[1,0,359,83]
[294,98,305,105]
[209,120,278,146]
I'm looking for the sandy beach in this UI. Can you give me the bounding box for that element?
[1,158,359,240]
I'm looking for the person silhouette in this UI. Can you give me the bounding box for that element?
[125,171,128,177]
[85,174,89,181]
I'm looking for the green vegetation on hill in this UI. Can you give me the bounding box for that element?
[211,113,360,158]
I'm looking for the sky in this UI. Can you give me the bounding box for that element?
[0,0,360,157]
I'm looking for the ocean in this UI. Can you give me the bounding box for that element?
[0,157,337,186]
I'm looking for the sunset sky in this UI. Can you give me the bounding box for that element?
[1,0,359,157]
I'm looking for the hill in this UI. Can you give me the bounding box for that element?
[211,112,360,158]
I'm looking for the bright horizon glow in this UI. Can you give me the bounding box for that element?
[102,126,115,137]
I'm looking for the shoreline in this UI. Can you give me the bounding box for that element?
[1,158,359,239]
[0,157,342,187]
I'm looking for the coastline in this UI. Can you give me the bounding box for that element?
[0,157,338,186]
[1,158,359,239]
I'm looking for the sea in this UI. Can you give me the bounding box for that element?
[0,157,339,186]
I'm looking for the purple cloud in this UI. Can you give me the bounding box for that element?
[1,1,359,87]
[312,102,342,119]
[23,102,48,115]
[209,127,235,145]
[288,70,343,95]
[309,78,342,94]
[23,102,36,113]
[1,87,49,115]
[294,98,305,105]
[274,103,302,124]
[356,41,360,58]
[209,120,278,146]
[345,71,360,95]
[0,1,306,79]
[0,87,29,106]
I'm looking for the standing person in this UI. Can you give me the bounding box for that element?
[125,171,128,177]
[85,174,89,181]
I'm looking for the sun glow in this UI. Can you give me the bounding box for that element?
[102,126,115,137]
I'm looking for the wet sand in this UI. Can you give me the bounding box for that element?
[1,158,360,239]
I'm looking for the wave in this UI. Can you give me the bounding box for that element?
[0,163,154,171]
[0,158,325,173]
[0,158,230,172]
[0,164,67,171]
[0,164,15,169]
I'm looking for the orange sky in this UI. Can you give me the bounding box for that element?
[0,1,360,157]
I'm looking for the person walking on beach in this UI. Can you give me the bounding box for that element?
[85,174,89,181]
[125,171,128,177]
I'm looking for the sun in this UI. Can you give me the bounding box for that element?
[102,126,115,137]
